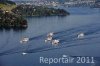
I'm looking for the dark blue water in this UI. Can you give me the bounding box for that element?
[0,7,100,66]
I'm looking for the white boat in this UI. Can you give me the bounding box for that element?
[47,37,52,41]
[22,52,27,55]
[45,32,54,43]
[78,33,85,39]
[47,32,54,37]
[20,37,29,43]
[52,39,59,45]
[45,36,52,43]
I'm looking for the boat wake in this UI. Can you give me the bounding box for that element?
[0,23,100,58]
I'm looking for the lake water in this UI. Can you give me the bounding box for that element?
[0,7,100,66]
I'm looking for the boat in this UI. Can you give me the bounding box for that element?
[47,32,54,37]
[77,32,85,39]
[20,37,29,43]
[45,36,52,43]
[22,52,27,55]
[45,32,54,43]
[52,39,59,45]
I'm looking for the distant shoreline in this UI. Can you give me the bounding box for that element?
[0,0,70,30]
[12,5,70,17]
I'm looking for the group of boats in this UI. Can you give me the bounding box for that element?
[20,32,85,45]
[44,32,85,45]
[20,32,85,55]
[45,32,60,45]
[20,32,85,44]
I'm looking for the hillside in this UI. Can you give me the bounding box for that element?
[12,5,70,16]
[0,0,16,12]
[0,1,28,29]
